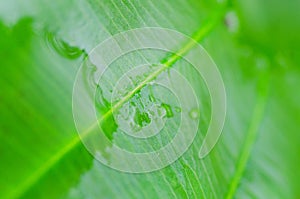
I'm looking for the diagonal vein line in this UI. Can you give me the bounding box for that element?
[9,6,227,199]
[225,73,270,199]
[98,1,178,197]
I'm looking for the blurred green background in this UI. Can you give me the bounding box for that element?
[0,0,300,198]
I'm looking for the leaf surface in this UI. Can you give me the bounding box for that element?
[0,0,300,198]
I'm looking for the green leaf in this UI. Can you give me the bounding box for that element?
[0,0,300,198]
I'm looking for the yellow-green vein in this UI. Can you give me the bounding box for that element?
[9,6,227,199]
[225,72,270,199]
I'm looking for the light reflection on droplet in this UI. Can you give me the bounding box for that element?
[189,108,200,119]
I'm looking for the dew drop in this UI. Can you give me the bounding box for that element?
[174,106,181,113]
[134,109,151,127]
[45,32,84,59]
[161,103,174,118]
[94,87,118,141]
[82,60,98,98]
[148,81,155,86]
[157,106,166,117]
[189,108,200,119]
[149,93,155,102]
[224,11,239,33]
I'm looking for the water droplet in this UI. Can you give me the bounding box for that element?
[82,60,98,97]
[224,11,239,33]
[45,32,84,59]
[133,109,151,127]
[148,81,155,86]
[161,103,174,118]
[148,86,156,102]
[189,108,200,119]
[157,106,166,117]
[94,87,118,141]
[148,93,155,102]
[174,106,181,113]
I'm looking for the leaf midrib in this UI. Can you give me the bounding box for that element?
[225,73,270,199]
[9,7,227,199]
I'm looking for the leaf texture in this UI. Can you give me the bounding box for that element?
[0,0,300,198]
